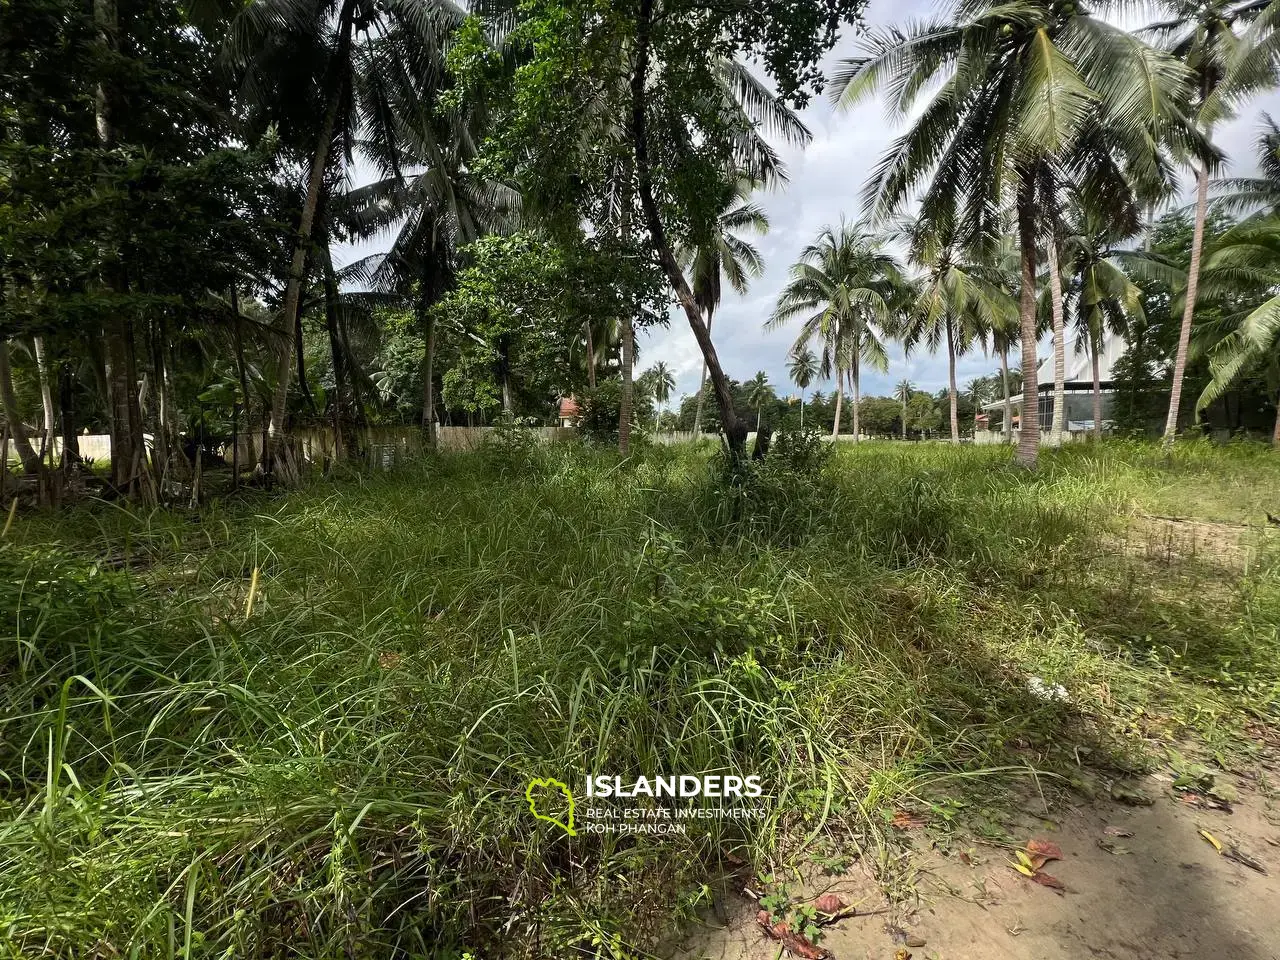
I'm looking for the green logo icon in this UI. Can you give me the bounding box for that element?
[526,777,576,836]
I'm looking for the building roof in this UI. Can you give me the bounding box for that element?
[1035,328,1127,384]
[558,396,580,418]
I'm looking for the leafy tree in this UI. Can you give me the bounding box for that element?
[452,0,868,458]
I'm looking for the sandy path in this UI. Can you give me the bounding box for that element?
[668,771,1280,960]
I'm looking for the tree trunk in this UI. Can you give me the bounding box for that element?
[629,0,746,458]
[1000,348,1012,445]
[94,0,145,494]
[1015,174,1041,468]
[850,366,860,443]
[263,0,356,478]
[585,320,597,390]
[230,286,256,469]
[901,396,907,439]
[619,312,635,455]
[831,373,843,439]
[1273,386,1280,445]
[691,309,713,434]
[421,312,437,449]
[801,391,805,429]
[58,364,79,466]
[0,342,40,473]
[1046,231,1066,446]
[947,320,959,443]
[1163,161,1209,449]
[1092,338,1103,441]
[32,337,55,455]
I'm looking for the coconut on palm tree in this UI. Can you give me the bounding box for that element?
[831,0,1200,465]
[768,223,909,442]
[787,347,819,428]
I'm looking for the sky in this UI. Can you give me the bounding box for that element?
[337,0,1280,404]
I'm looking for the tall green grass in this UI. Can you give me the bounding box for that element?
[1,438,1277,958]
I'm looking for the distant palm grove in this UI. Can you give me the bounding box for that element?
[3,0,1280,503]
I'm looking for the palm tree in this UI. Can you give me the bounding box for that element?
[1059,193,1146,439]
[228,0,464,476]
[1216,114,1280,215]
[649,360,674,430]
[1193,214,1280,443]
[896,213,1017,443]
[895,378,913,439]
[787,347,819,428]
[1142,0,1278,448]
[745,371,772,432]
[831,0,1199,466]
[768,223,909,442]
[680,178,769,434]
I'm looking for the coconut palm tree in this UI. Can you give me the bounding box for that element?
[1059,193,1147,439]
[680,178,769,434]
[1141,0,1278,447]
[648,360,675,430]
[227,0,465,476]
[787,346,819,428]
[1193,214,1280,442]
[896,213,1018,443]
[745,371,772,432]
[830,0,1200,465]
[896,378,913,439]
[1215,113,1280,215]
[768,223,909,442]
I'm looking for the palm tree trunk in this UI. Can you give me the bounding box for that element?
[58,364,79,466]
[1163,161,1209,449]
[263,0,356,479]
[584,319,596,390]
[630,0,747,458]
[800,390,805,429]
[619,313,635,455]
[1047,233,1066,446]
[0,341,40,473]
[1092,337,1103,441]
[321,246,349,459]
[1273,386,1280,445]
[1015,174,1041,468]
[691,309,713,434]
[421,312,438,449]
[32,337,55,456]
[901,395,907,439]
[1000,348,1012,445]
[850,367,860,443]
[947,320,959,443]
[230,286,256,469]
[831,373,843,439]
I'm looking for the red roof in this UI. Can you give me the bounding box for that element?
[559,396,580,417]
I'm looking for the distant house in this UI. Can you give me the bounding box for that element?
[558,396,580,428]
[981,330,1130,435]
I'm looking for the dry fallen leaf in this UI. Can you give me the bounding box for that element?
[1026,839,1063,862]
[1224,842,1268,874]
[1103,826,1135,838]
[756,912,830,959]
[893,950,912,960]
[1200,829,1223,853]
[813,894,845,915]
[1010,861,1036,877]
[892,809,926,830]
[1031,871,1066,893]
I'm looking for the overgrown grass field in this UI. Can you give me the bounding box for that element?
[2,438,1278,958]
